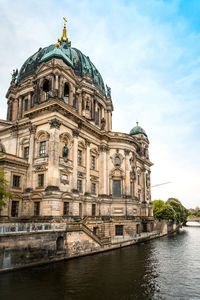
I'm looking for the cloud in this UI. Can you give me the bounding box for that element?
[0,0,199,208]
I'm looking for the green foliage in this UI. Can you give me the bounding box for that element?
[156,204,176,221]
[153,197,187,223]
[0,165,12,209]
[166,198,187,223]
[153,200,165,219]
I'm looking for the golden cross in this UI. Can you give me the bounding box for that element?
[136,121,139,126]
[63,17,67,26]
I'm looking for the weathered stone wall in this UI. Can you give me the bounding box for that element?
[0,231,67,271]
[67,231,101,257]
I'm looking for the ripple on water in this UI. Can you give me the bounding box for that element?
[0,227,200,300]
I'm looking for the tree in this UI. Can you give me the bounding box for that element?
[153,200,165,219]
[0,165,12,210]
[156,204,176,221]
[166,198,187,223]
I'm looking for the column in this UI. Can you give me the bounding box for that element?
[27,124,36,188]
[48,118,61,187]
[28,93,31,110]
[72,129,79,190]
[55,74,59,90]
[69,84,74,106]
[99,145,108,195]
[125,150,130,196]
[85,140,91,193]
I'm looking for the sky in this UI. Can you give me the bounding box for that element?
[0,0,200,208]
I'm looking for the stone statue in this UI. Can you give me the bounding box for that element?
[63,144,69,158]
[101,117,106,130]
[11,69,18,83]
[106,84,111,97]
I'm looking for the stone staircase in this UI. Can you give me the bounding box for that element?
[67,218,111,246]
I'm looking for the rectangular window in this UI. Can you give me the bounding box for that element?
[115,225,123,236]
[92,204,96,216]
[24,99,28,111]
[91,183,96,194]
[63,202,69,216]
[77,150,82,166]
[130,182,133,197]
[13,175,20,188]
[24,146,29,159]
[91,155,95,170]
[39,141,46,157]
[38,174,44,187]
[79,203,82,217]
[11,201,19,217]
[77,179,82,192]
[34,202,40,216]
[113,180,121,198]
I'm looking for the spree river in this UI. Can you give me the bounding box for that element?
[1,225,200,300]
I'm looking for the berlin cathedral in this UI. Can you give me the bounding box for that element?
[0,19,154,238]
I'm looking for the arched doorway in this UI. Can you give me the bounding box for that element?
[56,236,64,251]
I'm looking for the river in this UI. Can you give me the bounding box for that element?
[1,225,200,300]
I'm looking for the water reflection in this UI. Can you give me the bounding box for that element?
[1,227,200,300]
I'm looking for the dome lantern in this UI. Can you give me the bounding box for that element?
[129,121,148,137]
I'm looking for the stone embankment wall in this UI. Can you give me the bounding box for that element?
[0,229,101,272]
[0,220,181,272]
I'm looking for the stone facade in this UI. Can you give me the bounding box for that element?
[0,21,154,242]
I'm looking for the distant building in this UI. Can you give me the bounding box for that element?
[0,19,154,237]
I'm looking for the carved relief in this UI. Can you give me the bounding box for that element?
[34,165,47,172]
[49,118,61,129]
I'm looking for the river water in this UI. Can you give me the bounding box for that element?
[1,225,200,300]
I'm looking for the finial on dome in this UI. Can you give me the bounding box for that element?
[136,121,139,126]
[56,17,71,48]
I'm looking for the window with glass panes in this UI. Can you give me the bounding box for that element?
[115,225,123,236]
[63,202,69,216]
[77,149,82,166]
[91,183,96,194]
[34,202,40,216]
[39,141,46,157]
[11,201,19,217]
[13,175,20,188]
[38,174,44,187]
[113,180,121,198]
[91,155,95,170]
[24,146,29,159]
[24,99,28,111]
[77,179,82,192]
[92,204,96,216]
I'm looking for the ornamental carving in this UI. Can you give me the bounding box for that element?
[72,129,79,137]
[49,118,61,129]
[99,145,109,152]
[29,124,37,134]
[34,165,47,172]
[124,149,130,156]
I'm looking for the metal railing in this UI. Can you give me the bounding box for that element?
[0,223,66,234]
[111,231,160,244]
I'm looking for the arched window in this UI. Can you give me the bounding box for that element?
[64,83,69,104]
[114,156,121,166]
[43,79,50,92]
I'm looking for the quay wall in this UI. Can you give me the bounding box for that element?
[0,221,180,272]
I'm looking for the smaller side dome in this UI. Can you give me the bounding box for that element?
[129,122,147,137]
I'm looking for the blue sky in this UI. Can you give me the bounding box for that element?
[0,0,200,208]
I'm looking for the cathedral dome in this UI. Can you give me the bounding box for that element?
[17,38,106,94]
[129,122,147,137]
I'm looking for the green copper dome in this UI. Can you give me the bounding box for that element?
[17,44,106,94]
[129,123,147,137]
